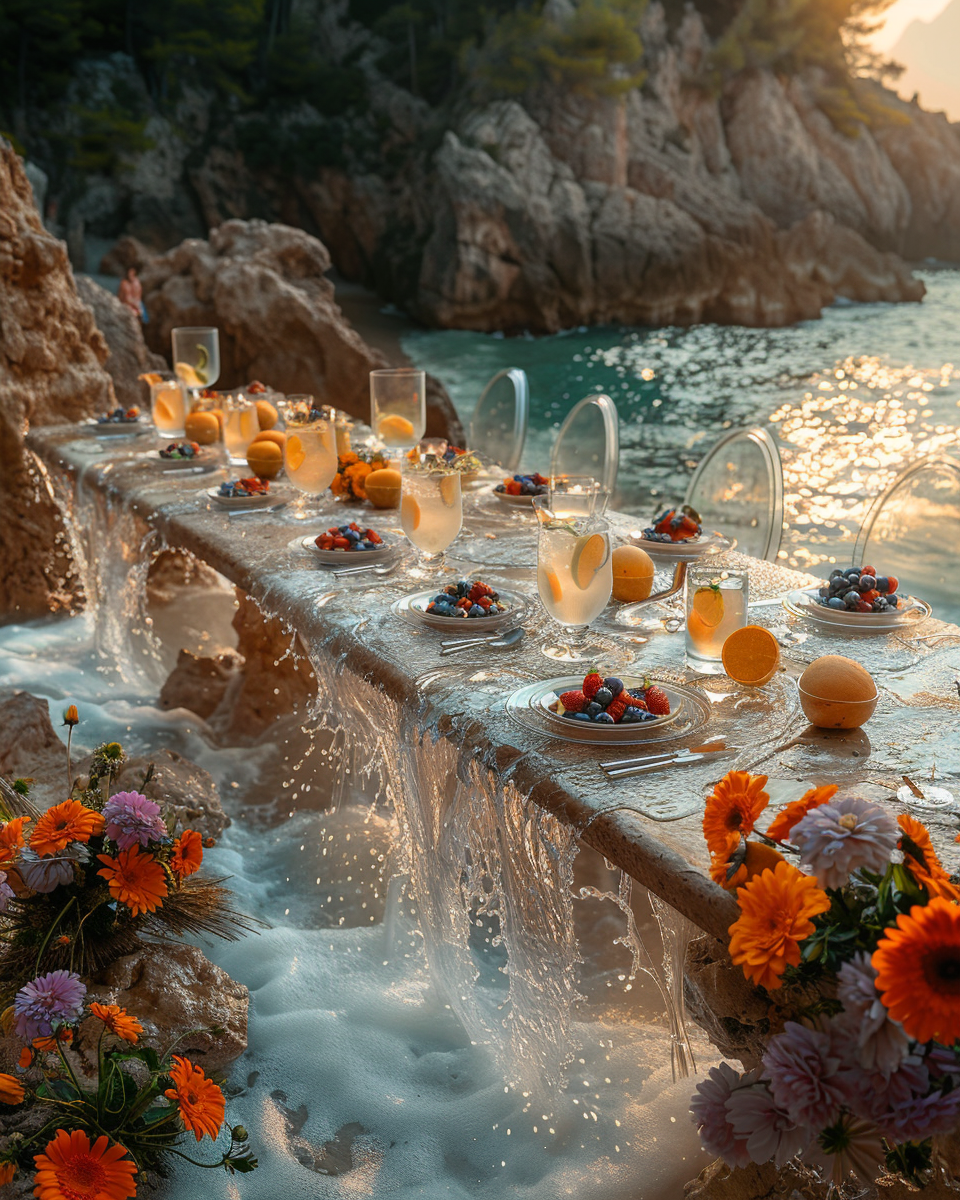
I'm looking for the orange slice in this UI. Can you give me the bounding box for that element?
[175,362,204,387]
[154,396,177,425]
[692,585,725,628]
[401,493,421,532]
[540,566,563,605]
[571,533,608,590]
[721,625,780,687]
[286,434,306,472]
[378,414,415,443]
[138,372,163,385]
[439,474,459,507]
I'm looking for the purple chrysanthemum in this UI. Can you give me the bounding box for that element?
[725,1080,811,1166]
[102,790,168,851]
[763,1022,848,1128]
[876,1086,960,1142]
[792,794,899,889]
[690,1064,758,1167]
[18,843,89,894]
[835,952,910,1076]
[0,870,12,913]
[928,1044,960,1082]
[841,1053,929,1125]
[13,970,86,1040]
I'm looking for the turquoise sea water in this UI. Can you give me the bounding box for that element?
[403,268,960,588]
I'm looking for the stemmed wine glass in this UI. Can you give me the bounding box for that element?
[172,328,220,406]
[282,398,338,522]
[534,494,613,662]
[400,450,462,577]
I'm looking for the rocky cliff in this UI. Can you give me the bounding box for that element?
[56,4,960,335]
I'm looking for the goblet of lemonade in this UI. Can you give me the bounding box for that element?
[684,566,749,664]
[534,495,612,662]
[222,394,259,465]
[371,368,426,450]
[400,451,462,576]
[149,374,186,437]
[282,400,338,521]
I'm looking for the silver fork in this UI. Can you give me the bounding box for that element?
[333,558,401,579]
[439,627,524,655]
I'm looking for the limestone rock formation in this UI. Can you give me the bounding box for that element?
[0,138,115,621]
[159,648,242,722]
[0,691,70,810]
[74,275,166,407]
[138,219,463,441]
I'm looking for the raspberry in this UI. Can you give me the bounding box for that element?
[644,685,670,716]
[582,672,603,699]
[478,596,493,609]
[885,575,899,595]
[332,536,350,549]
[559,690,587,713]
[456,597,472,611]
[861,565,877,578]
[468,581,495,602]
[606,694,629,722]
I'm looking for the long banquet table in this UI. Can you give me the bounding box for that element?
[26,425,960,947]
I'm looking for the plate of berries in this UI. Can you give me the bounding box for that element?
[307,523,396,563]
[493,473,550,506]
[158,441,212,469]
[208,479,279,508]
[87,407,147,434]
[541,672,681,733]
[396,580,526,632]
[783,566,930,631]
[632,506,734,561]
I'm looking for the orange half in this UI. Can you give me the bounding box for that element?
[572,533,608,590]
[439,474,459,507]
[286,435,306,472]
[379,414,415,442]
[721,625,780,686]
[401,493,421,532]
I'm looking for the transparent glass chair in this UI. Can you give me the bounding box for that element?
[470,368,529,473]
[854,454,960,612]
[549,393,620,502]
[684,427,784,562]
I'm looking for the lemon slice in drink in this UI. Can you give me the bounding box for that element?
[286,435,306,472]
[175,362,203,387]
[401,494,421,531]
[571,532,608,590]
[379,414,415,443]
[693,585,725,628]
[438,474,458,507]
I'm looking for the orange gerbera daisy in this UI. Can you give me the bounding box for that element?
[0,1161,15,1185]
[89,1003,143,1044]
[169,829,203,879]
[32,1029,73,1053]
[19,1046,33,1069]
[711,840,786,890]
[0,816,29,867]
[873,897,960,1044]
[30,801,104,857]
[0,1073,24,1104]
[703,771,770,858]
[97,846,167,917]
[898,815,960,901]
[33,1129,137,1200]
[728,860,831,991]
[765,785,838,844]
[164,1055,225,1141]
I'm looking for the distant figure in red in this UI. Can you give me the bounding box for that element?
[118,266,145,323]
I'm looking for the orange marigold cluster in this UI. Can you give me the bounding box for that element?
[764,784,838,844]
[898,814,960,901]
[165,1056,225,1142]
[728,861,831,990]
[97,846,168,917]
[170,829,204,879]
[873,897,960,1044]
[703,771,770,860]
[330,452,389,501]
[0,816,29,867]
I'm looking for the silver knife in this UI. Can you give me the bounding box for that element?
[603,747,733,779]
[227,501,290,518]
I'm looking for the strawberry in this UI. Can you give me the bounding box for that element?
[478,596,493,609]
[559,690,587,713]
[332,536,350,549]
[606,694,629,722]
[582,671,603,699]
[532,473,549,485]
[456,597,472,611]
[366,529,383,544]
[861,565,877,578]
[644,685,670,716]
[861,588,880,604]
[623,693,648,710]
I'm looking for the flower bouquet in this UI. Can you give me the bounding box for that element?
[692,771,960,1188]
[330,450,391,501]
[0,976,256,1192]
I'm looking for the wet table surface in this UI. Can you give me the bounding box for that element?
[27,425,960,942]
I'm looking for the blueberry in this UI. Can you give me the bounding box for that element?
[468,604,485,617]
[495,485,505,493]
[572,713,592,722]
[888,595,900,608]
[845,567,861,577]
[585,701,603,718]
[594,687,613,708]
[433,595,448,604]
[354,542,367,551]
[603,677,624,696]
[843,591,860,609]
[874,576,889,592]
[595,712,615,724]
[818,586,830,598]
[858,575,876,593]
[871,598,887,612]
[827,597,845,609]
[829,569,844,580]
[621,708,643,723]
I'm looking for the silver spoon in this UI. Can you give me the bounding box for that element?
[439,627,524,656]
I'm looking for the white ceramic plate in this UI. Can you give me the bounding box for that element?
[395,586,527,633]
[301,532,398,565]
[207,485,279,509]
[629,530,735,561]
[783,587,931,632]
[537,676,683,736]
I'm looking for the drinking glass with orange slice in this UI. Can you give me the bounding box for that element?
[534,495,613,662]
[371,368,426,451]
[146,373,186,436]
[281,399,338,522]
[400,450,462,576]
[684,566,748,664]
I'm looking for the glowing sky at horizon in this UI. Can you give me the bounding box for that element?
[869,0,953,50]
